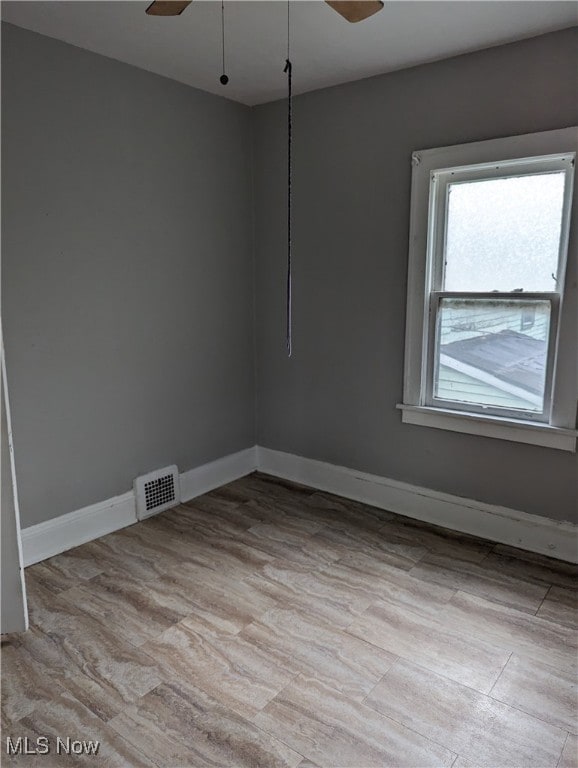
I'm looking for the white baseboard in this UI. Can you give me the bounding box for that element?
[180,447,257,503]
[256,447,578,564]
[21,491,137,567]
[21,444,577,566]
[21,447,258,567]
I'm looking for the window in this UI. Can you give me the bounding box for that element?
[400,128,578,451]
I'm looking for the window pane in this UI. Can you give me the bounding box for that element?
[434,298,550,413]
[443,173,565,292]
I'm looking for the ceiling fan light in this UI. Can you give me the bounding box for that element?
[325,1,384,23]
[145,1,192,17]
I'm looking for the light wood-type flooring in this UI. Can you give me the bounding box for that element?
[2,472,577,767]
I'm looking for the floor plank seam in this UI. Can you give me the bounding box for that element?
[487,650,514,695]
[534,583,554,616]
[556,732,571,768]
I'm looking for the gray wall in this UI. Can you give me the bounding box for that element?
[2,23,255,527]
[3,23,577,529]
[253,28,578,522]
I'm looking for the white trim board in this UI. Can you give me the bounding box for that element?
[21,444,576,566]
[179,447,257,503]
[21,447,257,567]
[257,447,578,564]
[20,491,136,567]
[397,404,577,452]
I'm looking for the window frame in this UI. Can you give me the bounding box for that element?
[399,128,578,452]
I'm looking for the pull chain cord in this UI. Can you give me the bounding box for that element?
[284,0,292,356]
[220,1,228,85]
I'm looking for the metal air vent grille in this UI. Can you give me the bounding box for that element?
[134,465,180,520]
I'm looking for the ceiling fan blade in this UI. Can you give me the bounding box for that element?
[145,1,192,16]
[325,1,384,23]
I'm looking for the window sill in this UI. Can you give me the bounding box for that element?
[396,404,577,452]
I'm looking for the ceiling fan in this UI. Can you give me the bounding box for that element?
[145,1,384,24]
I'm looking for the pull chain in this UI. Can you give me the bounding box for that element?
[220,1,228,85]
[284,0,292,356]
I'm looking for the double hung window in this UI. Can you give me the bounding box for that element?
[400,129,577,451]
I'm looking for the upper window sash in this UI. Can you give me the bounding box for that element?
[426,155,574,295]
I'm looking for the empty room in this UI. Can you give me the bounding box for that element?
[1,1,577,766]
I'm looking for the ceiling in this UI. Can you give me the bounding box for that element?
[2,1,577,106]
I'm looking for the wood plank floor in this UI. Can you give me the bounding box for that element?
[2,472,577,767]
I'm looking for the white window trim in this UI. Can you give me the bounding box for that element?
[400,127,578,452]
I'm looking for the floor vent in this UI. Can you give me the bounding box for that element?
[134,465,180,521]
